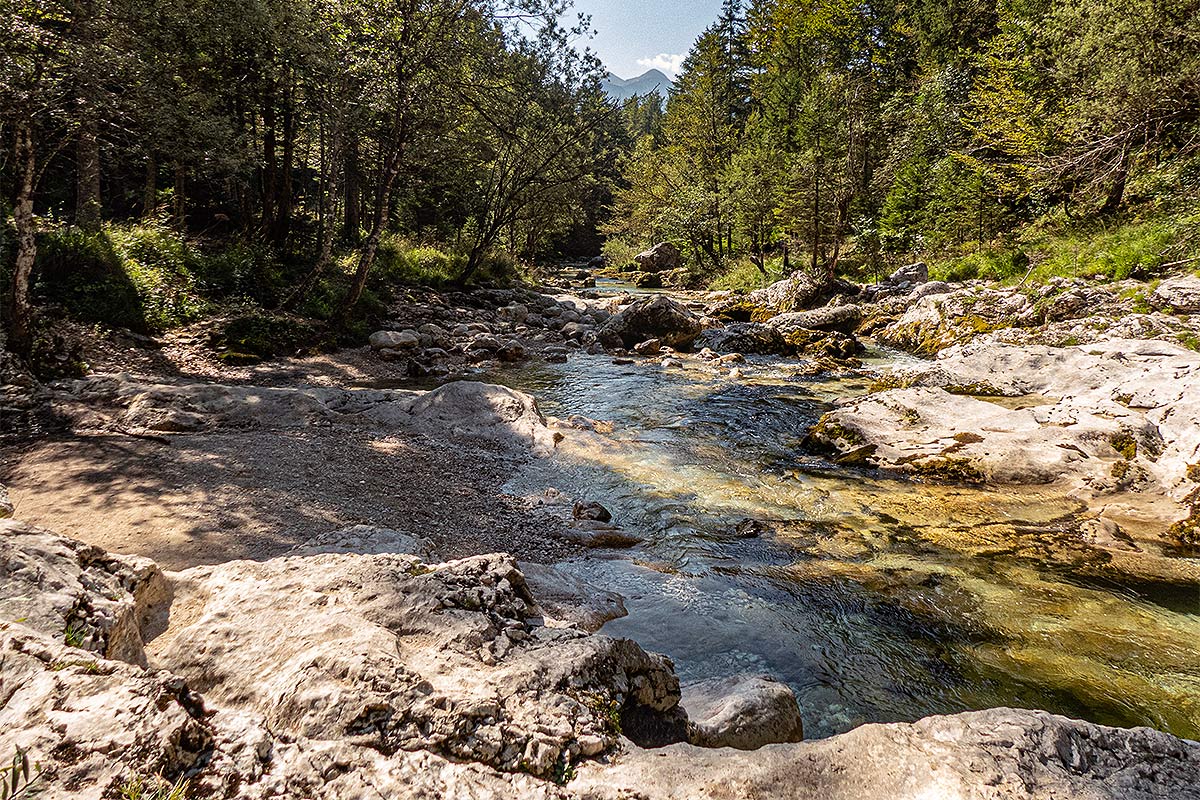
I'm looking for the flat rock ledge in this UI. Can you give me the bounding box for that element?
[809,338,1200,529]
[3,518,1199,799]
[57,374,560,455]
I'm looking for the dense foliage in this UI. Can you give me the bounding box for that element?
[607,0,1200,286]
[0,0,621,356]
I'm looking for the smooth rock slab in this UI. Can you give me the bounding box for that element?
[573,708,1200,800]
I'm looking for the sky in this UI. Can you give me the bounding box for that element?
[568,0,725,80]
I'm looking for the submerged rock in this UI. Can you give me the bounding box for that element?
[520,562,628,632]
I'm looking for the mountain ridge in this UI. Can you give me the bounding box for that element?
[602,69,673,101]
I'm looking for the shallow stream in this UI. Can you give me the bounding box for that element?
[487,342,1200,740]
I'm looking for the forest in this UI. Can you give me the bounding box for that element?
[609,0,1200,289]
[0,0,621,365]
[1,0,1199,365]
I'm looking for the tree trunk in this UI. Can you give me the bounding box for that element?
[261,86,277,236]
[338,161,399,322]
[274,79,296,244]
[142,154,157,217]
[344,141,360,241]
[75,119,102,232]
[172,163,186,231]
[8,123,38,358]
[285,128,342,310]
[1100,146,1129,215]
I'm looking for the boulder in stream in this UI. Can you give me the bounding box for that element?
[597,296,703,351]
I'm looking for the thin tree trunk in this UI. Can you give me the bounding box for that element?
[275,78,296,243]
[8,123,38,358]
[285,128,342,310]
[1100,146,1129,215]
[262,86,277,235]
[75,118,102,232]
[142,154,157,217]
[338,161,399,322]
[344,141,360,241]
[172,163,186,231]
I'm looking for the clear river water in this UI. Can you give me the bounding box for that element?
[480,333,1200,741]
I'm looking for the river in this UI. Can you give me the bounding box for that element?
[470,282,1200,740]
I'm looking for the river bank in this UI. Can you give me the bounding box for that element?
[3,267,1200,797]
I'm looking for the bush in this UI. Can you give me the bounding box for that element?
[931,248,1029,282]
[707,256,783,293]
[208,313,324,364]
[34,223,297,333]
[374,236,462,286]
[36,225,207,333]
[927,213,1199,285]
[600,237,642,271]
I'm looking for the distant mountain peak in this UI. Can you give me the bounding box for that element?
[601,69,673,101]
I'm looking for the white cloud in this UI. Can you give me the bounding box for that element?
[636,53,685,76]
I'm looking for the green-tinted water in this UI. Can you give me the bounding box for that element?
[491,351,1200,740]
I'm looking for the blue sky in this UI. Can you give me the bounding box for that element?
[568,0,725,79]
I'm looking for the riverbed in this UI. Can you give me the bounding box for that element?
[484,347,1200,740]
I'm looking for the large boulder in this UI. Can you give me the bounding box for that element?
[887,261,928,286]
[681,675,804,750]
[697,323,788,355]
[0,519,168,666]
[769,305,862,335]
[153,549,683,778]
[369,330,419,350]
[597,296,704,350]
[747,271,839,314]
[1150,275,1200,313]
[404,380,558,456]
[633,242,681,273]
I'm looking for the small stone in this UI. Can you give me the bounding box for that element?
[573,501,612,523]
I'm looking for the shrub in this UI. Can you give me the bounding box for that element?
[707,256,783,293]
[208,313,324,364]
[374,236,462,286]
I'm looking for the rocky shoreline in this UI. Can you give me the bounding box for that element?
[4,266,1200,797]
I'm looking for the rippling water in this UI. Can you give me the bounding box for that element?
[488,349,1200,740]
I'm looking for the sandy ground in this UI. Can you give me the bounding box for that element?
[1,316,588,570]
[2,425,580,571]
